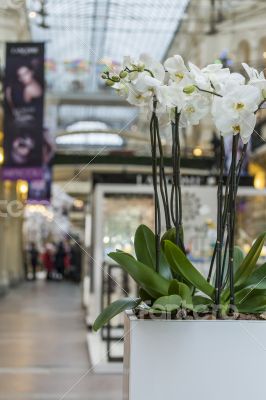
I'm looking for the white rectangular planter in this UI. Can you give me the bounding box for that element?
[123,312,266,400]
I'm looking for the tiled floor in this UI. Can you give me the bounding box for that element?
[0,280,122,400]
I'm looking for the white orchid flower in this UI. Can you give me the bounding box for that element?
[126,87,152,107]
[202,64,231,88]
[213,110,256,144]
[164,55,190,84]
[139,54,165,82]
[212,85,260,143]
[213,85,260,120]
[189,62,233,93]
[156,83,185,110]
[242,63,264,81]
[113,81,129,98]
[218,72,245,95]
[134,73,163,94]
[122,54,165,84]
[242,62,266,101]
[106,55,263,141]
[123,55,144,72]
[122,56,142,80]
[188,62,210,90]
[180,94,210,127]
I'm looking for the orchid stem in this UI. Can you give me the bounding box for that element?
[155,116,171,230]
[215,136,225,316]
[228,134,239,311]
[150,100,161,272]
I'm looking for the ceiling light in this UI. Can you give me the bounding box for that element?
[56,132,123,147]
[29,11,37,19]
[74,199,84,209]
[17,180,28,196]
[66,121,109,132]
[0,148,4,165]
[254,172,265,189]
[193,147,203,157]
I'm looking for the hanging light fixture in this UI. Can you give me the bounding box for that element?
[16,180,28,200]
[36,0,50,29]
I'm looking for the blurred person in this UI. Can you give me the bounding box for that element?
[29,242,38,281]
[63,238,71,276]
[55,241,66,278]
[70,238,82,282]
[42,243,54,280]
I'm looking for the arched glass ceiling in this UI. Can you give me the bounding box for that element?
[58,105,138,129]
[27,0,189,92]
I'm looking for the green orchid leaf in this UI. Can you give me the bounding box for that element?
[168,279,192,307]
[115,249,133,255]
[164,240,215,300]
[193,295,213,312]
[134,224,172,279]
[93,297,141,331]
[234,232,266,287]
[153,294,182,312]
[234,246,245,273]
[139,288,154,304]
[236,290,266,313]
[134,224,155,269]
[235,288,266,304]
[108,251,170,298]
[240,263,266,291]
[222,233,266,302]
[221,246,245,284]
[161,226,184,251]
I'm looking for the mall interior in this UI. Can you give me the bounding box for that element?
[0,0,266,399]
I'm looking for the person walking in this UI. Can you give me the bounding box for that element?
[29,242,38,281]
[55,241,66,278]
[42,243,54,280]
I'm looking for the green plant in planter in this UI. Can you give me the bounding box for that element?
[93,226,266,331]
[93,54,266,331]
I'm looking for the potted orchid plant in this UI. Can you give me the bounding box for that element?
[93,55,266,400]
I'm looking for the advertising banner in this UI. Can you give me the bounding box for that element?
[27,129,55,204]
[3,42,45,180]
[28,166,52,204]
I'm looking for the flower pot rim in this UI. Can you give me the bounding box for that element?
[125,311,266,324]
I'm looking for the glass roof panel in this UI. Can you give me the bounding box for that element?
[27,0,189,93]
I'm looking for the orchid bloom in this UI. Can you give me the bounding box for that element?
[113,81,129,98]
[126,88,152,107]
[213,110,256,144]
[134,73,163,94]
[164,55,191,85]
[156,84,185,110]
[242,62,266,101]
[104,54,264,144]
[213,85,260,117]
[212,85,261,143]
[180,94,210,127]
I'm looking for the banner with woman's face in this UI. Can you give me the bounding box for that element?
[3,42,45,180]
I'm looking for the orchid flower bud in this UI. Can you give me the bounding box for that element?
[183,85,196,94]
[119,70,128,79]
[106,79,115,86]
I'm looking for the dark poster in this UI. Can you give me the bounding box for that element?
[3,42,45,180]
[28,166,52,204]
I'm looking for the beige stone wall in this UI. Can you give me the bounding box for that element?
[0,1,30,294]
